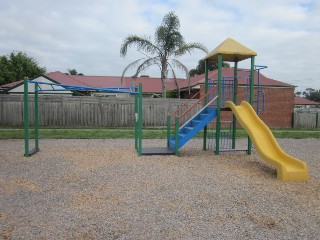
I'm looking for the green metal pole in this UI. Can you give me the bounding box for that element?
[34,82,39,151]
[215,55,222,155]
[203,59,209,150]
[250,56,255,106]
[134,93,138,150]
[174,116,179,156]
[232,61,238,149]
[167,115,171,147]
[24,78,29,157]
[204,59,209,100]
[138,83,143,156]
[247,56,255,155]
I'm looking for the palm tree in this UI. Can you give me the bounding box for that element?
[120,12,208,98]
[66,69,84,75]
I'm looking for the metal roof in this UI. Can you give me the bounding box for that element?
[203,38,257,62]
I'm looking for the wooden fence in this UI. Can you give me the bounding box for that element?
[293,109,320,128]
[0,95,201,128]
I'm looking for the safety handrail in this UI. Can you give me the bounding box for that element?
[178,85,218,120]
[179,95,218,130]
[169,90,203,117]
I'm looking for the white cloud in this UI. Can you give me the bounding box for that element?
[0,0,319,92]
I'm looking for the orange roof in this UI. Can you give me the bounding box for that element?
[45,72,185,93]
[0,80,24,90]
[1,69,294,94]
[294,97,319,105]
[175,68,294,90]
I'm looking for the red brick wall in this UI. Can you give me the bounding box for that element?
[199,85,295,128]
[254,87,294,128]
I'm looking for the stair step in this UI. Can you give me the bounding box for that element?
[183,127,193,133]
[169,107,217,151]
[191,120,201,125]
[179,133,186,138]
[199,114,210,119]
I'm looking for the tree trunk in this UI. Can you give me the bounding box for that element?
[161,63,168,98]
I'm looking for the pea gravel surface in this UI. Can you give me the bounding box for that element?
[0,138,319,239]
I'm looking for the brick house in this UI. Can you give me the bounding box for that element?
[176,68,296,128]
[294,96,320,108]
[1,68,296,127]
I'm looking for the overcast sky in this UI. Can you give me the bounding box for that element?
[1,0,319,92]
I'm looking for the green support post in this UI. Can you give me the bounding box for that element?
[174,116,179,156]
[215,54,222,155]
[134,93,138,150]
[138,83,143,156]
[34,82,39,151]
[24,79,40,157]
[167,115,171,147]
[203,59,209,150]
[247,56,255,155]
[232,61,238,149]
[249,57,255,105]
[24,78,29,157]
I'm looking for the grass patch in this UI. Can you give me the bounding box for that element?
[0,128,319,139]
[0,128,167,139]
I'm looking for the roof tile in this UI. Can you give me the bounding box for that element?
[0,69,295,94]
[294,96,319,105]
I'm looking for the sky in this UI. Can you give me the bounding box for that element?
[0,0,319,92]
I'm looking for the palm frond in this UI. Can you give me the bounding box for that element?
[120,58,145,84]
[156,26,184,53]
[167,63,180,98]
[171,59,191,93]
[171,59,189,77]
[120,35,161,57]
[134,56,161,77]
[174,42,208,57]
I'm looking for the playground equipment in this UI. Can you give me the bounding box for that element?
[167,37,259,155]
[23,38,309,180]
[164,37,309,180]
[23,78,142,157]
[226,101,308,180]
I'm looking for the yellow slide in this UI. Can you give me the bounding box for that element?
[225,101,309,181]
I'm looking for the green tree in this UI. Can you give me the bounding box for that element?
[189,59,230,77]
[66,69,84,75]
[0,51,46,85]
[120,11,208,98]
[303,88,320,102]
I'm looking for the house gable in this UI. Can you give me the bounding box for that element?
[4,75,73,94]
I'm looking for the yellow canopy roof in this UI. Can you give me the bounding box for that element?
[203,37,257,62]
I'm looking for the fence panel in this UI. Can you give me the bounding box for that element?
[293,111,318,128]
[0,95,199,128]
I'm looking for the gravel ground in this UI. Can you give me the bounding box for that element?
[0,138,319,239]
